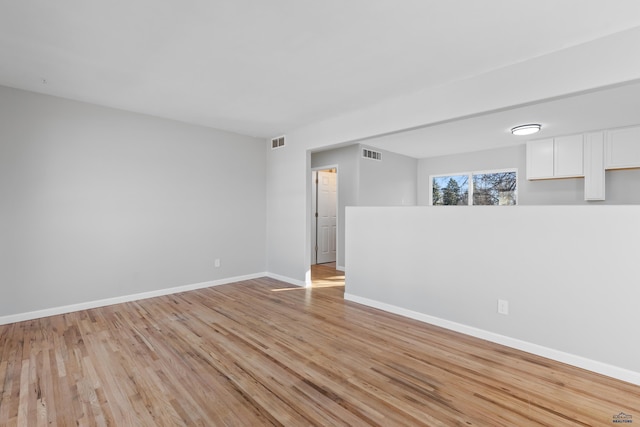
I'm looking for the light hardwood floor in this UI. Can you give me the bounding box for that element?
[1,269,638,426]
[311,262,345,290]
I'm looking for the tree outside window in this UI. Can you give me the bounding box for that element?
[432,175,468,205]
[430,170,517,206]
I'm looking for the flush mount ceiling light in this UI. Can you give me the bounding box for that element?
[511,124,541,136]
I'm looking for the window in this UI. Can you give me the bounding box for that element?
[431,174,469,205]
[430,169,517,206]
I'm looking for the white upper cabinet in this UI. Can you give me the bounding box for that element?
[526,138,554,179]
[605,125,640,169]
[554,134,584,178]
[526,124,640,201]
[584,132,605,201]
[526,135,583,180]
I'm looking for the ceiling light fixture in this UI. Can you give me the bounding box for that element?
[511,124,541,136]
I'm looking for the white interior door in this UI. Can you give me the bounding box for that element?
[316,170,337,264]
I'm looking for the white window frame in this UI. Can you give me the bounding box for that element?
[429,168,518,206]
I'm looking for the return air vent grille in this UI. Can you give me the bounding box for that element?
[271,136,285,149]
[362,148,382,161]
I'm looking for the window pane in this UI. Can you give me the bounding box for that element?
[472,171,517,205]
[432,175,469,205]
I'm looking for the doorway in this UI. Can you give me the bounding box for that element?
[311,167,337,265]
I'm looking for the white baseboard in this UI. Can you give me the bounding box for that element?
[344,293,640,386]
[0,273,266,325]
[336,265,345,272]
[265,272,306,287]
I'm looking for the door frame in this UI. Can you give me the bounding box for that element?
[310,164,339,268]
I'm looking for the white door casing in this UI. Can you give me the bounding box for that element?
[311,171,317,265]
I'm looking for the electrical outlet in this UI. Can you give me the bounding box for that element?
[497,299,509,315]
[214,258,221,268]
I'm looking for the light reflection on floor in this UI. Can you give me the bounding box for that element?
[310,262,345,289]
[270,263,345,292]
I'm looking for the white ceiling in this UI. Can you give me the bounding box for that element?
[363,80,640,158]
[2,1,640,145]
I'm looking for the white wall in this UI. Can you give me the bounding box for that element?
[311,145,359,269]
[266,26,640,285]
[417,145,640,205]
[345,206,640,384]
[358,145,417,206]
[310,144,417,269]
[0,86,266,318]
[266,137,308,284]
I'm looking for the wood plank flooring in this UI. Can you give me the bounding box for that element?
[1,270,638,426]
[310,262,345,290]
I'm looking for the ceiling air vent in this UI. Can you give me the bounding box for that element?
[271,136,285,149]
[362,148,382,161]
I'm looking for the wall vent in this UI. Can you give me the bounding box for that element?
[271,136,285,149]
[362,148,382,161]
